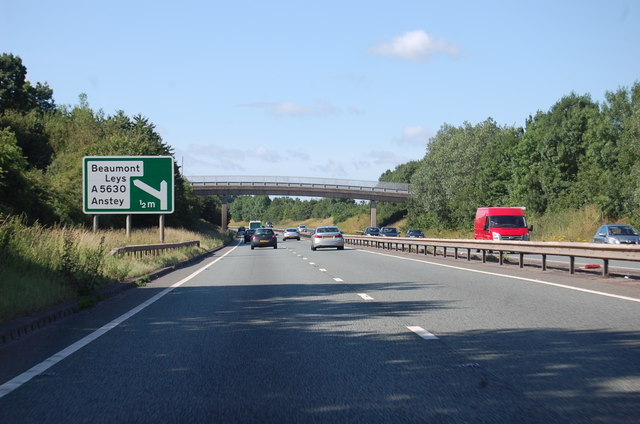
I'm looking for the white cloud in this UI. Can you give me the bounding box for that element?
[240,100,337,117]
[251,146,283,162]
[311,160,348,177]
[371,30,460,62]
[394,125,433,146]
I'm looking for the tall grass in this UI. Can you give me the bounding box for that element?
[0,216,229,324]
[255,204,623,242]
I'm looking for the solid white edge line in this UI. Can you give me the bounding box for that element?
[359,249,640,303]
[407,326,439,340]
[0,244,240,399]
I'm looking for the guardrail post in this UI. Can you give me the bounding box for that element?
[499,251,504,265]
[570,256,575,274]
[454,248,458,259]
[603,259,609,277]
[542,254,547,271]
[482,250,486,263]
[443,247,447,258]
[467,248,471,261]
[519,252,524,268]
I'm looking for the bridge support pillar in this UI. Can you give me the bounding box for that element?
[370,201,377,227]
[221,203,228,233]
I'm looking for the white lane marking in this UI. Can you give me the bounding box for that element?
[303,257,308,260]
[319,269,327,272]
[309,262,316,265]
[0,244,240,399]
[358,293,374,300]
[407,326,439,340]
[333,278,344,282]
[359,249,640,304]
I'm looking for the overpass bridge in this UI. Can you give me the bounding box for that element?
[186,176,411,230]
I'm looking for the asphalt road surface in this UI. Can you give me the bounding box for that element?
[1,239,639,423]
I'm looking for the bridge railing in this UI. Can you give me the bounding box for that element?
[186,175,410,192]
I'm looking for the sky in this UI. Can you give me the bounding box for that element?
[2,0,639,182]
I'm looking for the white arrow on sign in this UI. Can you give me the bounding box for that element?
[133,179,168,210]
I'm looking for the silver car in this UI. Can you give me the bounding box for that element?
[311,226,344,251]
[592,224,640,244]
[282,228,300,241]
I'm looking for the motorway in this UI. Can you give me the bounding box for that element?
[1,239,639,423]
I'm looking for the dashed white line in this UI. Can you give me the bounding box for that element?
[358,293,374,300]
[407,326,439,340]
[333,278,343,282]
[319,268,327,272]
[309,262,316,265]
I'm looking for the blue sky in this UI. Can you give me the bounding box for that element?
[2,0,639,182]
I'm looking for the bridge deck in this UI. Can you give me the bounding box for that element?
[187,176,410,202]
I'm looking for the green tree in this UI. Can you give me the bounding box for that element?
[0,53,55,113]
[511,93,599,213]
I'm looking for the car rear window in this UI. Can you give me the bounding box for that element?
[256,229,273,235]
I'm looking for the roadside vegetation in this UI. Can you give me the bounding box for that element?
[0,215,229,324]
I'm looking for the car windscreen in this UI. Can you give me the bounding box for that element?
[489,216,526,228]
[317,227,339,233]
[609,226,638,235]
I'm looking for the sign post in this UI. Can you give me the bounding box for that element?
[83,156,174,238]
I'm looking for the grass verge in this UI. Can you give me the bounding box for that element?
[0,216,231,325]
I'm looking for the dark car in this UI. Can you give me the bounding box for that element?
[379,226,400,237]
[406,229,424,238]
[364,226,380,236]
[244,228,256,243]
[265,221,274,228]
[592,224,639,244]
[251,228,278,249]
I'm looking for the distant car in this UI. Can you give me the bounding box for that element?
[379,226,400,237]
[406,229,424,238]
[244,228,256,243]
[283,228,301,241]
[265,221,274,228]
[251,228,278,249]
[237,229,245,237]
[592,224,639,244]
[311,226,344,251]
[298,225,307,233]
[364,226,380,236]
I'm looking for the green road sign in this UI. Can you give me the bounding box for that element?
[83,156,174,214]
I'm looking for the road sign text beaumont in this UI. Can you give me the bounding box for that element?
[90,164,142,173]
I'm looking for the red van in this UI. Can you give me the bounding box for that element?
[474,207,533,241]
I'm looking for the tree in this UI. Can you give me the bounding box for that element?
[0,53,55,113]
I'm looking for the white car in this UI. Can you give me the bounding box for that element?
[297,225,307,233]
[311,226,344,251]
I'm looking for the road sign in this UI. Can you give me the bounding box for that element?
[83,156,174,214]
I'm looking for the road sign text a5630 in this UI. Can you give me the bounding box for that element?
[83,156,174,214]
